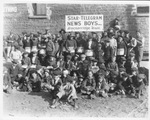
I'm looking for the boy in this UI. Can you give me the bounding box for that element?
[132,74,146,99]
[51,76,78,109]
[95,74,109,98]
[81,70,96,99]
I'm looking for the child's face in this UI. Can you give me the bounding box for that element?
[24,54,28,57]
[123,77,127,81]
[93,62,97,66]
[88,71,93,78]
[112,57,116,62]
[98,77,103,82]
[73,73,77,77]
[33,53,37,57]
[106,42,110,46]
[54,75,59,80]
[132,71,137,75]
[79,78,83,82]
[45,72,49,77]
[32,73,37,78]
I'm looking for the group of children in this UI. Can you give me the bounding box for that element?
[3,18,148,109]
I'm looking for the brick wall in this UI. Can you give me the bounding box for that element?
[3,3,149,51]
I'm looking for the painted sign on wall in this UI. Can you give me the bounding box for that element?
[65,15,103,32]
[4,6,17,12]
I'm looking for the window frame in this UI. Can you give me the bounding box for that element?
[135,5,149,17]
[28,3,47,19]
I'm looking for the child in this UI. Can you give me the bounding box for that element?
[107,56,119,77]
[132,74,146,99]
[95,74,109,98]
[74,74,84,93]
[27,70,42,92]
[81,70,96,99]
[118,72,133,95]
[51,76,78,109]
[89,59,99,74]
[3,67,12,94]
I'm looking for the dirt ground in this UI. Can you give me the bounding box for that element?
[3,87,148,117]
[3,61,149,118]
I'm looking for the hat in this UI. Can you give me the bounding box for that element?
[81,54,86,58]
[12,59,19,64]
[92,59,98,62]
[26,34,30,37]
[88,34,93,39]
[129,53,135,57]
[78,74,84,79]
[105,39,110,43]
[37,31,42,34]
[119,67,126,72]
[66,76,74,83]
[137,74,145,79]
[22,31,27,35]
[47,51,53,56]
[124,30,129,34]
[23,51,29,55]
[14,45,20,49]
[98,58,105,63]
[120,57,126,61]
[98,43,102,47]
[59,29,66,33]
[53,69,62,76]
[33,34,38,38]
[58,55,64,59]
[99,65,106,71]
[122,72,129,78]
[36,65,42,71]
[67,55,72,59]
[74,54,79,58]
[32,50,37,54]
[132,67,138,71]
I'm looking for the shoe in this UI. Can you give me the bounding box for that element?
[90,94,96,99]
[50,104,56,108]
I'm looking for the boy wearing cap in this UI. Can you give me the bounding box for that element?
[4,60,23,86]
[116,36,127,63]
[125,53,138,74]
[103,39,113,66]
[31,35,38,52]
[63,55,74,71]
[108,33,117,57]
[81,70,96,99]
[23,34,31,53]
[51,76,78,109]
[45,36,55,56]
[27,70,42,92]
[65,33,77,57]
[10,45,22,64]
[30,51,40,66]
[107,56,119,77]
[135,30,145,67]
[6,32,16,58]
[3,66,12,94]
[118,72,133,95]
[95,73,109,98]
[132,74,146,98]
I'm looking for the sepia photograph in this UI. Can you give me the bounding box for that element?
[2,0,149,119]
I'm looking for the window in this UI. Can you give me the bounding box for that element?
[27,3,52,19]
[32,3,46,16]
[131,4,149,17]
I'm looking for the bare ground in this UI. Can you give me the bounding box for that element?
[3,86,148,118]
